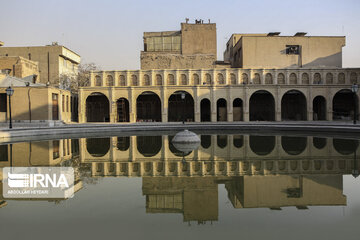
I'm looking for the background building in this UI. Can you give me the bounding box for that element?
[0,42,81,86]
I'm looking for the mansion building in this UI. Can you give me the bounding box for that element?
[79,21,360,123]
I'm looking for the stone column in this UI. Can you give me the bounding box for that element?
[194,87,200,122]
[129,88,136,123]
[161,87,168,122]
[109,88,116,123]
[211,88,217,122]
[275,87,281,121]
[244,87,249,121]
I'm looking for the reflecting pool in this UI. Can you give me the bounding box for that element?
[0,133,360,240]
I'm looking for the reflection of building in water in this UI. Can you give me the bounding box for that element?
[80,135,360,177]
[226,175,346,209]
[0,139,82,208]
[143,177,218,223]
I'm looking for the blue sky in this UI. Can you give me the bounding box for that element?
[1,0,359,69]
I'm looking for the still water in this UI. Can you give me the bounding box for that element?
[0,133,360,240]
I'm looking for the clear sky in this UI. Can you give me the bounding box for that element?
[1,0,359,70]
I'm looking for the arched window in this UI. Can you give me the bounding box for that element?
[253,73,260,84]
[131,75,138,86]
[241,73,248,84]
[313,73,322,84]
[265,73,273,84]
[217,73,224,84]
[119,75,126,86]
[230,73,236,85]
[181,74,187,85]
[277,73,285,84]
[350,72,357,84]
[167,74,175,85]
[95,75,102,86]
[302,73,309,84]
[338,73,345,84]
[326,73,333,84]
[156,74,162,85]
[289,73,297,84]
[192,73,200,85]
[143,74,150,86]
[106,75,114,86]
[205,73,211,85]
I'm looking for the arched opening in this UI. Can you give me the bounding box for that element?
[217,73,224,85]
[277,73,285,84]
[192,74,200,85]
[333,139,358,155]
[250,90,275,121]
[326,73,333,84]
[117,137,130,151]
[106,75,114,86]
[217,98,227,121]
[302,73,309,84]
[205,73,212,85]
[289,73,297,84]
[253,73,261,84]
[131,75,138,86]
[136,91,161,122]
[217,135,227,148]
[281,136,307,155]
[200,98,211,122]
[143,74,150,86]
[181,74,187,85]
[250,136,275,155]
[265,73,273,84]
[167,74,175,85]
[95,75,102,86]
[137,136,162,157]
[117,98,129,122]
[119,75,126,86]
[313,137,326,150]
[333,89,357,121]
[281,90,307,121]
[168,91,194,122]
[201,135,211,149]
[313,96,326,120]
[338,73,345,84]
[86,138,110,157]
[86,93,110,122]
[230,73,236,85]
[233,135,243,148]
[241,73,248,84]
[233,98,243,121]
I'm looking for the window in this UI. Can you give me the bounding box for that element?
[286,45,300,55]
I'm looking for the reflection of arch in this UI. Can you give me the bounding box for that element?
[333,89,357,120]
[201,135,211,149]
[313,96,326,120]
[250,90,275,121]
[233,135,243,148]
[87,138,110,157]
[302,73,309,84]
[277,73,285,84]
[281,90,307,120]
[117,98,129,122]
[86,92,109,122]
[250,136,275,155]
[137,136,162,157]
[333,139,358,155]
[168,91,194,122]
[117,137,130,151]
[281,136,307,155]
[313,137,326,149]
[217,135,227,148]
[233,98,243,121]
[136,91,161,122]
[217,98,227,121]
[200,98,211,122]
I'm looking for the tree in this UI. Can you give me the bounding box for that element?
[59,62,101,93]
